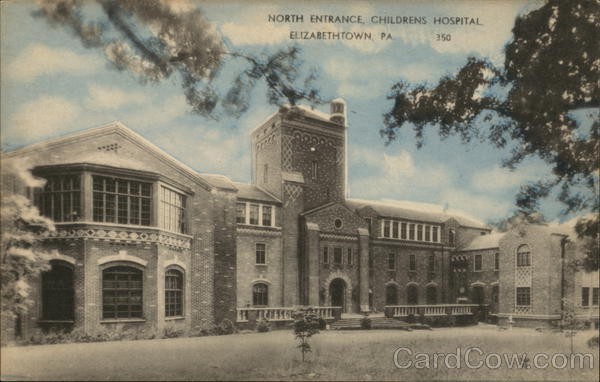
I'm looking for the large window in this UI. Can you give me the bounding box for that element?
[593,288,599,306]
[516,245,531,267]
[494,253,500,271]
[34,175,81,222]
[256,243,266,264]
[516,287,531,306]
[102,266,143,319]
[346,248,353,265]
[160,186,186,233]
[322,247,329,264]
[253,283,268,306]
[165,269,183,317]
[41,262,74,320]
[93,176,151,226]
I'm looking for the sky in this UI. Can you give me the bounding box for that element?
[1,0,574,225]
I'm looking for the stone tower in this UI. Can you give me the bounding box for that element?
[250,100,348,305]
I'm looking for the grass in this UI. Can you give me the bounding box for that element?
[1,324,598,381]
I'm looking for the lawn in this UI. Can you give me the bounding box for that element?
[1,325,598,381]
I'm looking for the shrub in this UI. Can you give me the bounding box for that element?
[317,317,327,330]
[256,319,270,333]
[587,335,599,349]
[360,316,372,330]
[217,319,236,335]
[163,326,184,338]
[406,314,416,324]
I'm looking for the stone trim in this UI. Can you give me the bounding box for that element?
[319,233,358,242]
[43,224,191,250]
[47,250,77,265]
[98,252,148,267]
[237,227,282,237]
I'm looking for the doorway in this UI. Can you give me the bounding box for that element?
[329,278,346,312]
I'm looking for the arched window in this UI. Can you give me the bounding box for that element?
[385,285,398,305]
[426,286,437,304]
[516,244,531,266]
[165,269,183,317]
[252,283,268,306]
[102,266,143,319]
[407,285,419,305]
[42,261,74,320]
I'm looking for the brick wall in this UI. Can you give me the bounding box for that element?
[236,230,283,307]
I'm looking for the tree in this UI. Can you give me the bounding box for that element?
[1,193,55,319]
[382,0,599,268]
[33,0,321,118]
[292,308,320,362]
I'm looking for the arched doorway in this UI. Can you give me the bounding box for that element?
[471,285,484,305]
[426,286,437,304]
[407,285,419,305]
[329,278,346,312]
[385,284,398,305]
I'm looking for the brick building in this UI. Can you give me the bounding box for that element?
[1,100,597,340]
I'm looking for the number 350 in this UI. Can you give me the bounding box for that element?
[436,34,451,41]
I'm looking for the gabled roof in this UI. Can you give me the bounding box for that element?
[2,121,237,191]
[460,232,505,251]
[345,198,489,229]
[233,182,281,203]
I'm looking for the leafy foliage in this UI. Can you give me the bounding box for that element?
[292,308,320,362]
[1,193,55,319]
[382,0,599,266]
[33,0,322,118]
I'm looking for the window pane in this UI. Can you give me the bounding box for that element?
[236,203,246,224]
[103,266,143,319]
[159,186,186,233]
[249,204,259,225]
[262,206,272,226]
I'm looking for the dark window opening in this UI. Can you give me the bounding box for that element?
[253,283,268,306]
[165,269,183,317]
[42,262,74,320]
[102,266,143,319]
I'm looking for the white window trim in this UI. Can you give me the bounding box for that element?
[238,201,277,227]
[379,219,441,243]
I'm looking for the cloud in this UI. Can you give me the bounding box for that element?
[5,44,102,83]
[326,58,441,99]
[470,163,549,193]
[85,84,150,110]
[5,95,82,144]
[123,95,189,127]
[439,188,513,222]
[349,147,452,199]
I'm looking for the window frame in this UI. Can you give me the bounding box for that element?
[333,247,343,265]
[92,175,152,226]
[165,267,184,318]
[102,264,144,320]
[34,175,82,222]
[252,283,269,306]
[516,287,531,306]
[387,253,396,271]
[41,261,75,321]
[516,245,531,267]
[409,254,416,272]
[255,243,267,265]
[581,287,590,307]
